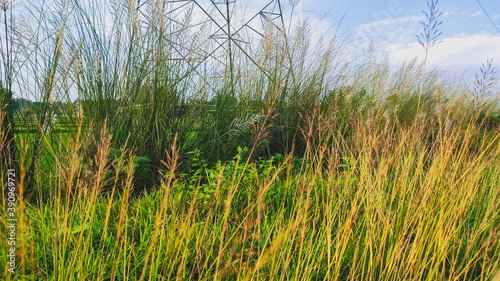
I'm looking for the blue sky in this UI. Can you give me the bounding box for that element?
[268,0,500,84]
[9,0,500,99]
[17,0,500,78]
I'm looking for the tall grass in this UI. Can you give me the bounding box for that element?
[1,0,500,280]
[416,0,443,114]
[2,94,500,280]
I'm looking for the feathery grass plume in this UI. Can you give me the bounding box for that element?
[469,58,497,109]
[228,114,266,137]
[416,0,444,50]
[416,0,443,114]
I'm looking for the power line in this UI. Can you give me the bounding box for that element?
[475,0,500,34]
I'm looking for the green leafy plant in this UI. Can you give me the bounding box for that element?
[108,130,153,183]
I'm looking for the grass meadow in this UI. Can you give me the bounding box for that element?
[1,0,500,280]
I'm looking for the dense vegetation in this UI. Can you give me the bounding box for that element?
[1,0,500,280]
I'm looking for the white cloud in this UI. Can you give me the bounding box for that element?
[357,15,424,35]
[442,11,456,17]
[354,15,424,48]
[385,33,500,69]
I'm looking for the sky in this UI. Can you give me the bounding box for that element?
[264,0,500,88]
[6,0,500,100]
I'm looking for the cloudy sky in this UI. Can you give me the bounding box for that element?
[19,0,500,76]
[263,0,500,84]
[11,0,500,96]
